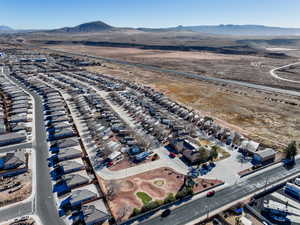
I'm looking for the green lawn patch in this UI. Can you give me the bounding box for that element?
[136,192,152,205]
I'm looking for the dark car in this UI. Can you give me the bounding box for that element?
[169,153,176,158]
[161,209,171,217]
[206,190,215,197]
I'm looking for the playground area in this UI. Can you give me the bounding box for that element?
[102,167,223,221]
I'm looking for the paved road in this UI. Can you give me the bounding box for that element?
[270,62,300,84]
[139,159,300,225]
[47,48,300,97]
[0,201,32,223]
[32,91,65,225]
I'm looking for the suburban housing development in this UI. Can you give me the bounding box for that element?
[0,43,299,225]
[0,1,300,224]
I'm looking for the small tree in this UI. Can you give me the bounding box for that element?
[284,141,298,160]
[235,217,242,225]
[164,193,176,204]
[199,148,210,163]
[155,199,164,206]
[209,146,219,161]
[141,201,160,212]
[175,187,193,200]
[131,208,141,217]
[106,180,120,200]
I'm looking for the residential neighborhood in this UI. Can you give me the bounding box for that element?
[0,46,298,225]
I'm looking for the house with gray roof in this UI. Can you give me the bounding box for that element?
[252,148,276,165]
[56,148,82,161]
[63,173,89,189]
[0,132,26,146]
[60,189,97,210]
[0,150,27,177]
[50,137,80,152]
[48,128,76,141]
[59,160,85,174]
[72,204,111,225]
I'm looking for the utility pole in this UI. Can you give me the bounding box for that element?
[264,175,269,191]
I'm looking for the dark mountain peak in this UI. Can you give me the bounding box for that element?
[52,20,113,33]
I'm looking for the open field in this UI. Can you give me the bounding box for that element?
[44,44,300,91]
[0,171,32,208]
[83,61,300,149]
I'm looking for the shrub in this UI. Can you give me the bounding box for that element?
[164,193,176,204]
[136,192,152,205]
[284,141,298,160]
[131,208,141,217]
[175,187,193,200]
[155,199,164,206]
[141,201,160,212]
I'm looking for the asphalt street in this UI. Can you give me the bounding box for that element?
[270,62,300,84]
[0,201,32,223]
[32,91,65,225]
[47,48,300,97]
[139,159,300,225]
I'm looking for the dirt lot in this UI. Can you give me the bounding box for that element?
[0,171,32,208]
[3,216,36,225]
[101,167,222,222]
[46,44,300,90]
[108,154,159,171]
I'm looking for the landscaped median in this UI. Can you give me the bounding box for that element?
[98,167,224,223]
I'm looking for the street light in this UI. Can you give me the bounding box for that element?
[205,204,210,220]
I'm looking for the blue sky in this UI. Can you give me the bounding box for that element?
[0,0,299,29]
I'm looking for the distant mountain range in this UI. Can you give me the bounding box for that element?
[138,24,300,36]
[0,25,13,32]
[2,21,300,36]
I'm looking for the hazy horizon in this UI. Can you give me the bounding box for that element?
[0,0,299,30]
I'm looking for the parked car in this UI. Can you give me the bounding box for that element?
[169,153,176,158]
[206,190,215,197]
[209,162,216,167]
[107,161,114,167]
[161,209,171,217]
[295,178,300,186]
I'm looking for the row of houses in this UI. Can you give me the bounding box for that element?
[11,70,111,225]
[40,72,89,95]
[45,69,157,168]
[65,71,125,92]
[109,90,191,141]
[71,93,151,168]
[0,74,32,146]
[105,77,278,167]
